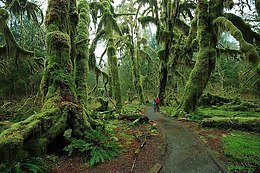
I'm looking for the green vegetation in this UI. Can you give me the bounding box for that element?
[199,108,260,118]
[223,132,260,166]
[0,155,58,173]
[0,0,259,171]
[64,128,121,167]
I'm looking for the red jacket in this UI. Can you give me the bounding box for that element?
[155,97,160,105]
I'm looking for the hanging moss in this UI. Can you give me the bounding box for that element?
[224,13,260,44]
[138,16,156,27]
[213,17,259,65]
[0,9,9,31]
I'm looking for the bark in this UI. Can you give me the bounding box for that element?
[0,0,91,162]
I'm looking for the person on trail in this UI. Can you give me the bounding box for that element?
[152,98,156,111]
[155,97,160,112]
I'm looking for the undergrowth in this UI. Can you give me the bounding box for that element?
[0,155,58,173]
[64,127,121,167]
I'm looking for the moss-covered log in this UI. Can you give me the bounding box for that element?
[199,93,234,106]
[201,117,260,132]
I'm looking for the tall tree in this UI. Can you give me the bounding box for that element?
[90,0,123,111]
[176,0,259,114]
[118,0,145,104]
[0,0,92,162]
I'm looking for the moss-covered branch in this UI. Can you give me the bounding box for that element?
[213,16,259,65]
[223,13,260,44]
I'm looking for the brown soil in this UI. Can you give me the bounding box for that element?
[49,121,166,173]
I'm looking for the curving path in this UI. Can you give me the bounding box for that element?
[146,109,226,173]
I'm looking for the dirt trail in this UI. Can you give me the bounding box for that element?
[146,109,226,173]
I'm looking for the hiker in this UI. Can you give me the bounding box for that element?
[152,98,156,111]
[155,97,160,112]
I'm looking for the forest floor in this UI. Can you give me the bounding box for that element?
[0,102,259,173]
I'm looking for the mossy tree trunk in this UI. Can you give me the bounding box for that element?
[0,0,91,162]
[130,32,144,105]
[107,36,122,111]
[176,0,259,114]
[102,1,122,111]
[176,0,219,113]
[75,0,90,107]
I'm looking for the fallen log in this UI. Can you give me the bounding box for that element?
[201,117,260,132]
[119,114,142,121]
[199,93,233,106]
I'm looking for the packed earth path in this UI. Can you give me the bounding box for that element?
[146,108,227,173]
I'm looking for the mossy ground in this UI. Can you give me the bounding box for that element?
[0,102,163,172]
[223,132,260,172]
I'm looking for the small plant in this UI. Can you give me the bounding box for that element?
[0,159,45,173]
[64,127,121,167]
[227,164,254,173]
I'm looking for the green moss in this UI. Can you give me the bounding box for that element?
[199,108,260,118]
[213,17,259,65]
[74,0,90,107]
[45,0,70,33]
[222,132,260,166]
[46,31,71,51]
[138,16,156,27]
[0,109,60,162]
[0,8,9,31]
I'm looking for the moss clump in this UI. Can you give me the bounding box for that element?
[0,108,68,162]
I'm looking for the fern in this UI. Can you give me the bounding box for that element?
[64,128,121,166]
[23,163,44,173]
